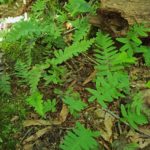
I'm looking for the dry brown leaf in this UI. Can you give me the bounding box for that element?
[59,104,69,123]
[23,143,33,150]
[11,115,19,122]
[23,120,52,127]
[23,126,51,144]
[127,130,150,149]
[100,113,115,143]
[82,70,96,86]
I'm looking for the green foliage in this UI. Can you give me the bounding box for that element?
[15,60,49,93]
[145,80,150,88]
[65,0,93,17]
[121,93,148,129]
[63,88,87,116]
[51,39,94,65]
[5,20,41,42]
[0,0,14,4]
[123,143,139,150]
[43,65,67,85]
[26,92,56,117]
[87,72,129,108]
[15,60,29,83]
[60,122,100,150]
[117,24,150,57]
[141,46,150,66]
[31,0,48,18]
[0,74,11,96]
[94,32,134,76]
[72,18,91,42]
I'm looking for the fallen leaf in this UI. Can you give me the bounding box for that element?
[23,120,52,127]
[11,115,19,122]
[82,70,96,86]
[59,104,69,123]
[23,143,33,150]
[100,113,115,143]
[127,129,150,149]
[23,126,51,144]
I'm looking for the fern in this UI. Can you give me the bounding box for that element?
[72,18,91,42]
[87,72,129,108]
[0,74,11,96]
[63,88,87,116]
[94,32,125,76]
[26,92,56,117]
[43,65,67,85]
[51,39,94,65]
[15,60,29,83]
[141,46,150,66]
[65,0,93,17]
[15,60,49,93]
[31,0,48,18]
[117,24,150,56]
[121,93,148,129]
[5,20,41,42]
[60,122,100,150]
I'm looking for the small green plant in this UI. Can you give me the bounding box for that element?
[65,0,93,17]
[0,73,11,96]
[63,88,87,116]
[121,93,148,129]
[87,72,130,108]
[51,39,94,65]
[60,122,100,150]
[26,92,56,117]
[117,24,150,57]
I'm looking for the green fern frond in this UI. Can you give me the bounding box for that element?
[15,60,48,93]
[87,72,129,108]
[60,122,100,150]
[63,89,87,116]
[0,74,11,96]
[26,92,56,117]
[43,65,67,85]
[72,18,90,42]
[5,20,41,42]
[121,93,148,129]
[28,63,49,93]
[51,39,94,65]
[31,0,47,18]
[94,32,123,76]
[117,24,150,56]
[28,65,43,93]
[65,0,93,17]
[15,60,29,83]
[141,46,150,66]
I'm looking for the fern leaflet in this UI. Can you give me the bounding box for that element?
[26,92,56,117]
[121,93,148,129]
[87,72,129,108]
[60,122,100,150]
[0,74,11,96]
[94,32,124,76]
[51,39,94,65]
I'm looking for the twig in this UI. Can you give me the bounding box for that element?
[20,127,34,143]
[63,28,76,35]
[82,53,98,65]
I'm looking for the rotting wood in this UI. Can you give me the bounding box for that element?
[100,0,150,26]
[89,0,150,36]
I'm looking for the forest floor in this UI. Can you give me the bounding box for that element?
[0,0,150,150]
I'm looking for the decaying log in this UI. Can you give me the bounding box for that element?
[89,0,150,36]
[100,0,150,26]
